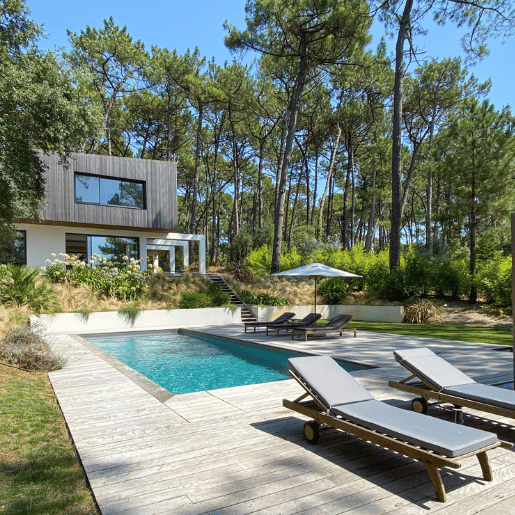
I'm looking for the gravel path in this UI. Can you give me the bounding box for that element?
[438,301,512,328]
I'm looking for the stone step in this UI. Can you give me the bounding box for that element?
[206,273,257,322]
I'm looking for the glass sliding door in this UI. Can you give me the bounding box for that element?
[66,233,139,266]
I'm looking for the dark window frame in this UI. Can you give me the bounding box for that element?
[74,172,147,210]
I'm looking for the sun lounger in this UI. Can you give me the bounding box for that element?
[244,312,295,333]
[291,314,356,341]
[283,355,511,501]
[390,347,515,420]
[266,313,321,335]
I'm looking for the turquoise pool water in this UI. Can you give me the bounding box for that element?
[84,331,365,394]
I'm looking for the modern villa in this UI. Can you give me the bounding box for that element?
[14,152,205,272]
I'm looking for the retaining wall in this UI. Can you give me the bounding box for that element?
[32,307,242,334]
[254,304,404,323]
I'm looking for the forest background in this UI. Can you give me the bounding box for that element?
[3,0,515,305]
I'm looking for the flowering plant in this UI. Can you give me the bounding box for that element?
[42,253,150,300]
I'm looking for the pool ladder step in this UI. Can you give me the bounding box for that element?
[206,273,257,322]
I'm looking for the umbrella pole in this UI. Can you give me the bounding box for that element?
[314,277,317,313]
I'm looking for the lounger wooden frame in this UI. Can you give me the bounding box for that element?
[389,373,515,420]
[284,370,511,502]
[291,325,357,341]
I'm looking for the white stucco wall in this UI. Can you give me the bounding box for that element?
[33,307,242,334]
[15,223,161,270]
[254,304,404,323]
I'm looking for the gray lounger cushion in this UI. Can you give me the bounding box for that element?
[245,312,295,326]
[331,399,497,458]
[444,383,515,410]
[288,355,374,408]
[289,355,498,458]
[394,347,475,390]
[294,314,352,333]
[269,313,321,328]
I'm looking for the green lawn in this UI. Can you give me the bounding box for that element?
[348,320,513,347]
[0,368,98,515]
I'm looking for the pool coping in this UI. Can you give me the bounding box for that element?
[72,334,175,402]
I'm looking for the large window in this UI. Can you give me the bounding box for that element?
[65,233,139,265]
[0,230,26,265]
[75,173,146,209]
[13,230,26,265]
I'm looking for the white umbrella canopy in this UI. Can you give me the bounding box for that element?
[272,262,361,312]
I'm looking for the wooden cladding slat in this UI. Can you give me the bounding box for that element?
[40,152,177,230]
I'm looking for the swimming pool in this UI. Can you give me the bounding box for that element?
[84,331,367,395]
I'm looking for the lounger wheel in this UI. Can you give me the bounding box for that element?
[411,397,428,414]
[303,421,320,445]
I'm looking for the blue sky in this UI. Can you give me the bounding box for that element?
[27,0,514,109]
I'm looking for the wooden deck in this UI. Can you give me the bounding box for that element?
[48,324,515,515]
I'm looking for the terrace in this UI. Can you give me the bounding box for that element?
[48,323,515,514]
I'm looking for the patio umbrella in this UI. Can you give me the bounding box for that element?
[272,262,361,313]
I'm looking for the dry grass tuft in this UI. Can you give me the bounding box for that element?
[404,299,440,324]
[0,304,33,336]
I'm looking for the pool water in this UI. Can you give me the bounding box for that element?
[85,331,364,394]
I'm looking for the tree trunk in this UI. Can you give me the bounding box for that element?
[390,0,414,270]
[189,100,203,239]
[209,135,220,266]
[271,34,309,274]
[326,172,333,239]
[342,132,353,248]
[400,140,421,220]
[258,144,264,230]
[365,169,377,252]
[311,149,318,227]
[469,172,477,303]
[318,126,341,237]
[426,89,437,253]
[288,172,301,251]
[350,151,356,248]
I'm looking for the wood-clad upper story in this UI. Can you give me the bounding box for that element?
[33,152,178,231]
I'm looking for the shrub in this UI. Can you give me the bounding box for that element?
[224,263,256,283]
[0,327,65,371]
[403,299,439,324]
[376,267,409,301]
[179,291,212,309]
[42,253,150,300]
[246,245,271,276]
[295,233,319,262]
[239,290,288,306]
[179,283,231,309]
[433,255,470,299]
[364,259,409,301]
[211,290,231,306]
[403,245,434,296]
[279,247,303,271]
[317,278,353,304]
[0,265,58,313]
[205,282,231,305]
[476,254,512,305]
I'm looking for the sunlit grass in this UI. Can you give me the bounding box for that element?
[349,320,512,346]
[0,368,98,515]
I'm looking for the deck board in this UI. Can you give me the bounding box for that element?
[47,324,515,514]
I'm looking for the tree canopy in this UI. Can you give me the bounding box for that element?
[3,1,515,292]
[0,0,100,232]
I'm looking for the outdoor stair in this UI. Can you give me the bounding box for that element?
[206,273,257,322]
